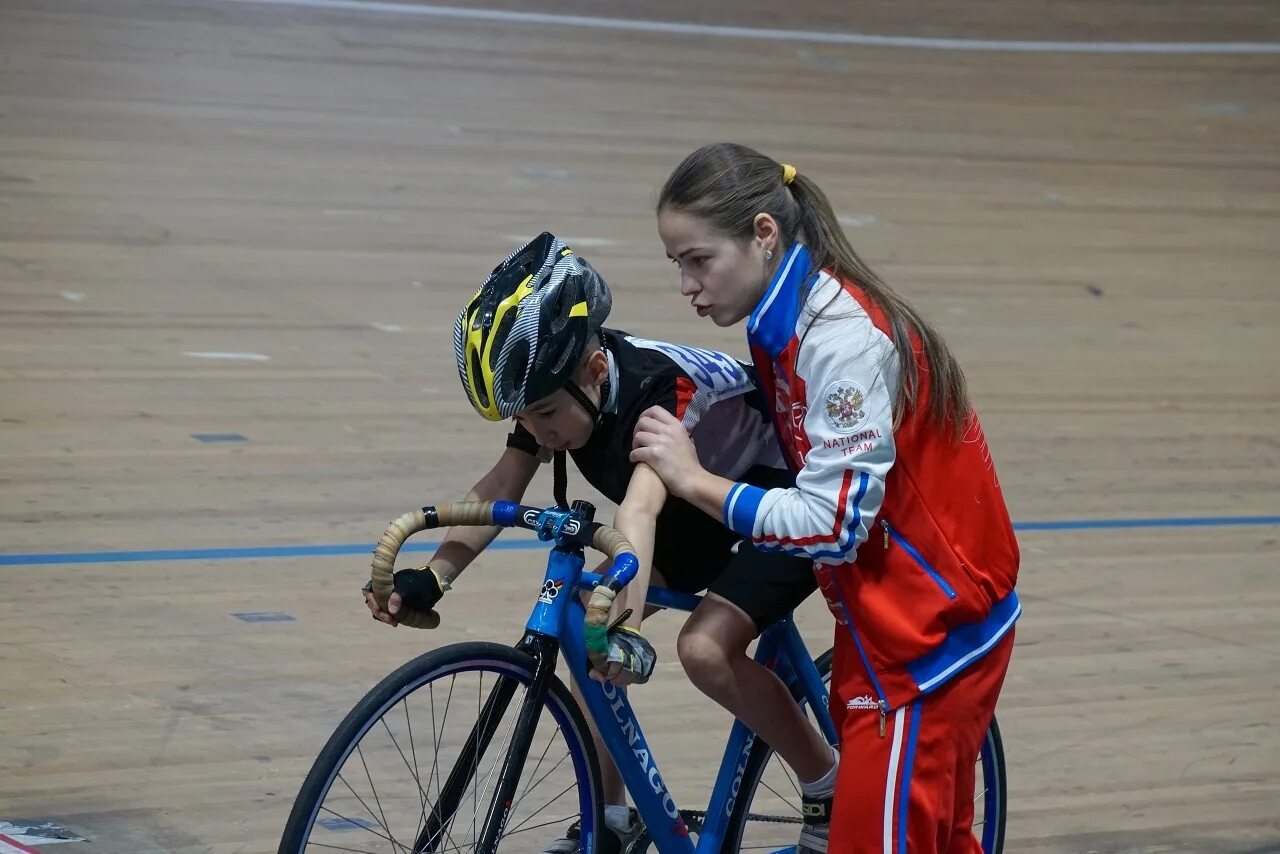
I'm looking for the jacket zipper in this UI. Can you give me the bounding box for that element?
[881,519,958,600]
[827,570,893,738]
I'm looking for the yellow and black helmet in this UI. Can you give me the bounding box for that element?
[454,232,612,421]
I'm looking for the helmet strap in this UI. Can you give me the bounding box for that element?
[554,380,606,509]
[563,381,604,427]
[562,336,611,428]
[553,450,569,508]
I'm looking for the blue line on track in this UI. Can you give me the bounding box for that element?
[2,516,1277,567]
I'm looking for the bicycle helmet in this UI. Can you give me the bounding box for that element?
[454,232,612,421]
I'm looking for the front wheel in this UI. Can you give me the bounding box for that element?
[280,641,605,853]
[725,649,1007,854]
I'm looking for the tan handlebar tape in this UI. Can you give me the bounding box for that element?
[592,525,636,563]
[584,586,616,626]
[369,502,635,631]
[584,527,636,670]
[369,502,495,630]
[436,501,498,528]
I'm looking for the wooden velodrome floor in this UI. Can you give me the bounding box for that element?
[1,0,1278,851]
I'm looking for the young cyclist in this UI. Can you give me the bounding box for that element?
[363,232,836,854]
[632,145,1021,853]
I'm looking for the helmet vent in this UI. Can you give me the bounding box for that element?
[488,311,516,368]
[469,349,489,408]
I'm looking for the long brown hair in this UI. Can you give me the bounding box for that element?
[657,142,970,434]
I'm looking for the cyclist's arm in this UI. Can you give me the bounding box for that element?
[427,447,540,583]
[610,462,667,631]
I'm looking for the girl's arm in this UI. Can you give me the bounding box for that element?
[634,309,899,566]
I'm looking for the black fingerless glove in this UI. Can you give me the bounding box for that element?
[392,566,448,611]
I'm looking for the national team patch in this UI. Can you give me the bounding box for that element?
[822,380,868,433]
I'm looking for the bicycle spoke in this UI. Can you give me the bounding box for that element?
[333,771,394,840]
[424,672,528,854]
[386,681,458,854]
[783,765,802,801]
[509,724,568,817]
[515,721,560,803]
[292,652,595,854]
[403,697,429,846]
[373,712,430,851]
[427,813,581,853]
[759,777,801,814]
[425,680,446,838]
[466,681,530,840]
[509,749,572,820]
[430,676,463,854]
[467,671,513,841]
[503,780,577,836]
[472,671,482,845]
[499,812,580,838]
[379,714,428,806]
[316,802,406,849]
[304,841,390,854]
[355,744,407,852]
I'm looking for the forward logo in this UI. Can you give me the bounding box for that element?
[846,694,879,710]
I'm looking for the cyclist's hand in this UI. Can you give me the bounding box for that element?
[585,585,617,673]
[585,586,655,684]
[590,627,657,686]
[363,581,402,627]
[365,565,450,628]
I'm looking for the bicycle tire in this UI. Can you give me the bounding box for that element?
[280,641,605,853]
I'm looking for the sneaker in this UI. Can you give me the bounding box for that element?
[542,808,642,854]
[797,793,831,854]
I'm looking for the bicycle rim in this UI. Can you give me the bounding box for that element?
[282,645,601,853]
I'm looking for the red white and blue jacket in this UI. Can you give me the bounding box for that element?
[722,244,1021,709]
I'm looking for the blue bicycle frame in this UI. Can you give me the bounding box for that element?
[523,540,837,854]
[365,499,1000,853]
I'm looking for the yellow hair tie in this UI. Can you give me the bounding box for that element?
[780,163,797,185]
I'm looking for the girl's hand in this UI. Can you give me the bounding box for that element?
[630,406,704,498]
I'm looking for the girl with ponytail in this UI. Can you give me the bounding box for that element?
[633,143,1021,853]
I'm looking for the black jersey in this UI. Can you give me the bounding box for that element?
[507,328,782,503]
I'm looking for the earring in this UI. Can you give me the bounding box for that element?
[764,250,774,262]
